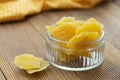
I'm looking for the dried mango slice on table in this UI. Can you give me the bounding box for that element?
[26,59,49,74]
[14,54,49,74]
[14,54,41,69]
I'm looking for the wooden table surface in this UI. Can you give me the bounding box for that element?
[0,1,120,80]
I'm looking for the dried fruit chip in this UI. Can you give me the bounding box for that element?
[87,18,98,22]
[87,18,104,28]
[57,17,85,29]
[76,18,103,36]
[58,51,80,62]
[49,23,76,41]
[14,54,49,74]
[56,17,76,26]
[14,54,41,69]
[67,32,99,55]
[68,32,98,43]
[75,21,85,27]
[58,51,92,62]
[46,25,56,33]
[68,51,92,58]
[26,59,49,74]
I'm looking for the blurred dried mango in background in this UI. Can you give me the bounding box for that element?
[0,0,102,23]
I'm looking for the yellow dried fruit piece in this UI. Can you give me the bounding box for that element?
[49,23,76,41]
[80,52,92,58]
[68,51,92,58]
[14,54,41,69]
[76,18,103,36]
[68,32,98,44]
[57,17,85,29]
[58,52,80,62]
[67,32,98,58]
[46,25,56,33]
[26,59,49,74]
[14,54,50,74]
[87,18,98,22]
[75,21,85,27]
[87,18,104,28]
[56,17,75,26]
[58,51,92,62]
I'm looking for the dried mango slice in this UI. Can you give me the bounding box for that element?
[14,54,41,69]
[87,18,104,28]
[46,25,56,33]
[56,17,76,26]
[58,51,92,62]
[26,59,49,74]
[57,17,84,28]
[68,32,98,43]
[67,32,98,57]
[49,23,76,41]
[87,18,98,22]
[75,21,85,27]
[79,52,92,58]
[68,51,92,58]
[14,54,49,74]
[58,51,80,62]
[76,18,103,36]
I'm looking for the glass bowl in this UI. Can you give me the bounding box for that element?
[46,31,105,71]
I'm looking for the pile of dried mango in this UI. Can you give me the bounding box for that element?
[46,17,104,61]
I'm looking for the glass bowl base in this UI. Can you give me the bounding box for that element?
[49,58,104,71]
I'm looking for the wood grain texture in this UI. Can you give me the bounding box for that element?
[0,1,120,80]
[0,70,6,80]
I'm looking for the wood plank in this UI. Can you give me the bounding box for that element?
[0,53,18,80]
[0,70,6,80]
